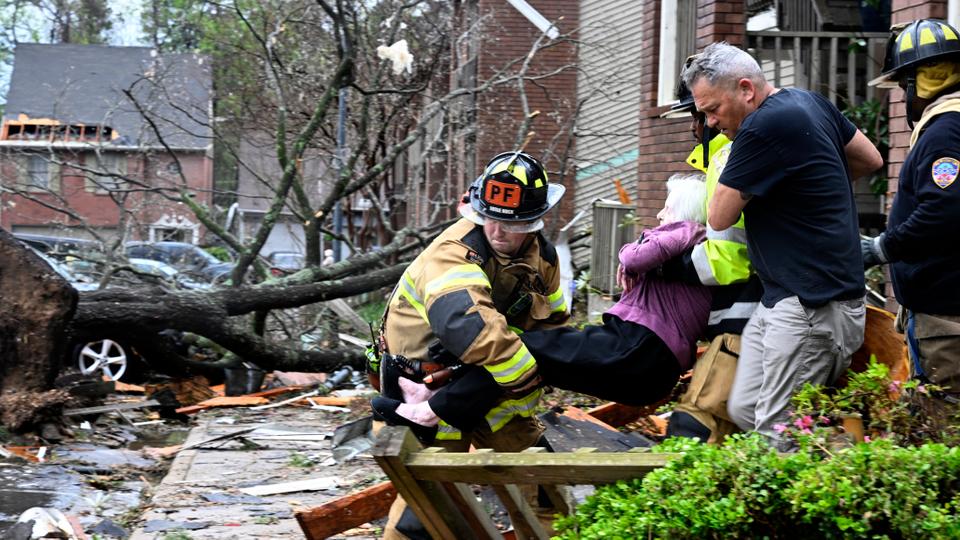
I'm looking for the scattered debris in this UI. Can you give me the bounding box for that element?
[63,400,160,417]
[201,492,265,504]
[142,519,211,532]
[175,395,268,415]
[274,371,328,387]
[145,376,216,406]
[331,416,376,463]
[13,507,82,540]
[295,480,397,540]
[239,476,340,496]
[88,518,128,538]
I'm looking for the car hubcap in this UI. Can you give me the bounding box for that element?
[78,339,128,381]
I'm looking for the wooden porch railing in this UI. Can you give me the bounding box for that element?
[747,30,889,107]
[371,426,676,540]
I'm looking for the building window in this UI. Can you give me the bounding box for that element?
[18,154,59,192]
[27,155,49,188]
[86,152,128,193]
[153,227,188,242]
[657,0,697,106]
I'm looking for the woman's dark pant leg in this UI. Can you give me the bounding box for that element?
[522,317,682,406]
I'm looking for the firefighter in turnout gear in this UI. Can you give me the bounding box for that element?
[659,56,763,442]
[374,151,569,540]
[865,19,960,406]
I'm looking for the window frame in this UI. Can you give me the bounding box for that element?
[85,152,128,193]
[17,153,61,192]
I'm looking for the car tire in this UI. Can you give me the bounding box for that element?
[73,338,147,382]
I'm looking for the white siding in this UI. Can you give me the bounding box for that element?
[574,0,643,267]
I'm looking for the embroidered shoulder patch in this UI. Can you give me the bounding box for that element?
[465,249,484,265]
[931,157,960,189]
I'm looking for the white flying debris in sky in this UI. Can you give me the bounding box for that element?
[377,39,414,76]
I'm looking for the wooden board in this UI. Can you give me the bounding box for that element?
[174,395,268,414]
[295,481,398,540]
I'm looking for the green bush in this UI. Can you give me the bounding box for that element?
[553,436,960,539]
[554,357,960,539]
[786,440,960,538]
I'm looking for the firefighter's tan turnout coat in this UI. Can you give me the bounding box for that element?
[383,218,570,440]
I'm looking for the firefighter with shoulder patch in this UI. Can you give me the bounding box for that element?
[658,56,764,443]
[864,19,960,407]
[372,150,569,540]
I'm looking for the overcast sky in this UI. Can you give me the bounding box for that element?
[110,0,147,46]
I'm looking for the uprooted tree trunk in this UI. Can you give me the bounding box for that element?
[71,263,407,373]
[0,229,77,431]
[0,223,426,431]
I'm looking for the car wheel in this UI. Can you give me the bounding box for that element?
[74,338,140,382]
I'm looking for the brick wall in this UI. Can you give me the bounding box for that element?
[0,150,213,241]
[475,0,579,226]
[634,1,746,228]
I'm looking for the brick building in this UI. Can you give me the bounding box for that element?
[0,44,214,244]
[400,0,579,231]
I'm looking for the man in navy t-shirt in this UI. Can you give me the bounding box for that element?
[683,42,883,449]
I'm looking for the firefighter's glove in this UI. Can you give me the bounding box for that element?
[861,234,889,270]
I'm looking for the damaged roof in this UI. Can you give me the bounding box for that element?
[3,43,212,149]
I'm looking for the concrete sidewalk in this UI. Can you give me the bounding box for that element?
[130,404,387,539]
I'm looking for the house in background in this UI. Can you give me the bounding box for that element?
[228,131,332,259]
[0,43,213,244]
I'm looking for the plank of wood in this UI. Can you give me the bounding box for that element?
[175,395,268,415]
[404,449,677,485]
[584,402,643,428]
[180,427,257,451]
[371,426,477,539]
[64,399,160,416]
[562,406,620,432]
[240,476,340,496]
[491,484,550,540]
[112,381,145,393]
[247,385,306,399]
[295,481,398,540]
[443,482,503,540]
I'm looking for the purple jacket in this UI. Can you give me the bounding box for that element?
[605,221,711,370]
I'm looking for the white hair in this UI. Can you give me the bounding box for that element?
[665,173,707,224]
[682,42,766,91]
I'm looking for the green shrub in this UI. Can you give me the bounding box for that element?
[554,436,960,539]
[786,440,960,538]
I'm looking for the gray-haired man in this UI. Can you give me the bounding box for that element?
[682,42,883,449]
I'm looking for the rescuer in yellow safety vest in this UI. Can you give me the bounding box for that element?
[659,55,763,442]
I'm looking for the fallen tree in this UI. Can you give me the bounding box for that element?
[0,228,77,430]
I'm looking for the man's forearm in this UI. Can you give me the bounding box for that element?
[708,184,750,231]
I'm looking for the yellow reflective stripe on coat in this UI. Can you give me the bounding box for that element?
[435,421,462,440]
[547,287,567,314]
[397,272,427,321]
[424,264,490,301]
[484,343,536,385]
[485,388,543,432]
